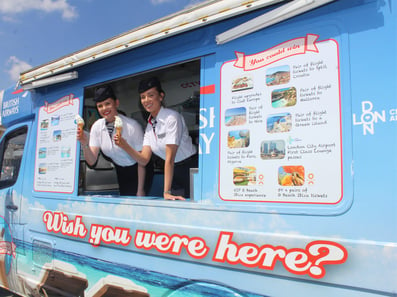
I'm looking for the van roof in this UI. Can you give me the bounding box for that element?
[19,0,285,86]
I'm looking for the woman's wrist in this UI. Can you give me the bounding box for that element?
[163,190,172,194]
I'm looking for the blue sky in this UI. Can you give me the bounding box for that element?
[0,0,205,91]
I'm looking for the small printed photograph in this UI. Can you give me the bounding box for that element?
[225,107,247,126]
[233,166,256,186]
[227,130,250,148]
[51,115,60,126]
[38,148,47,159]
[266,65,290,86]
[271,87,297,108]
[53,130,62,142]
[232,76,253,92]
[40,119,49,130]
[260,140,285,160]
[61,147,71,158]
[267,113,292,133]
[278,165,305,186]
[38,164,47,174]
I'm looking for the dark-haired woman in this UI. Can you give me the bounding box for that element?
[77,85,148,196]
[116,77,197,200]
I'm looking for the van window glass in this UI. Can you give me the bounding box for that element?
[0,127,27,188]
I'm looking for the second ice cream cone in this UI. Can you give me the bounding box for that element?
[114,116,123,138]
[115,126,122,138]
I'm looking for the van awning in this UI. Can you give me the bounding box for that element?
[19,0,285,86]
[216,0,335,44]
[19,0,335,88]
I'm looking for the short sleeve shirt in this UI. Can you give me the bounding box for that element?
[89,114,143,166]
[143,107,196,162]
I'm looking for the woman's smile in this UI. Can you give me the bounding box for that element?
[96,98,119,121]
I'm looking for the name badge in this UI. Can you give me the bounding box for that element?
[157,133,166,139]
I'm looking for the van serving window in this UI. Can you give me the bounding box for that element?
[78,60,200,199]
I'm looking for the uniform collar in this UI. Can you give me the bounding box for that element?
[148,106,164,125]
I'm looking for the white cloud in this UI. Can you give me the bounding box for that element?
[0,0,78,20]
[150,0,174,4]
[6,56,32,82]
[151,0,204,7]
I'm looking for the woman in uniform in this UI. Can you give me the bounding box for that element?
[115,77,197,200]
[77,85,148,196]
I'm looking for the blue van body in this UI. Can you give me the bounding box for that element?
[0,0,396,296]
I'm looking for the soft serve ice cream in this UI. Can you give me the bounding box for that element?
[114,115,123,137]
[75,114,85,130]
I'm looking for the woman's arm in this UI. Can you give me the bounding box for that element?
[163,144,185,201]
[114,134,152,165]
[77,127,99,166]
[136,164,146,196]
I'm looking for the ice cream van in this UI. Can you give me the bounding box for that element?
[0,0,396,296]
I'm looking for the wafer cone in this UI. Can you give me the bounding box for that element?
[75,115,85,131]
[115,126,122,138]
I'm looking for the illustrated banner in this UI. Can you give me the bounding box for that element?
[234,34,319,71]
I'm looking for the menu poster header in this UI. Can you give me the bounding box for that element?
[219,35,342,204]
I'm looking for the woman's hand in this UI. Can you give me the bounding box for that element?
[164,191,185,201]
[136,189,145,197]
[77,126,88,145]
[114,133,126,148]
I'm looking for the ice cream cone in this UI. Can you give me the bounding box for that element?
[75,115,85,131]
[77,122,84,132]
[116,126,122,138]
[114,116,123,137]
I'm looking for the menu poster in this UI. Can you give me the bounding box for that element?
[34,95,80,193]
[219,35,342,204]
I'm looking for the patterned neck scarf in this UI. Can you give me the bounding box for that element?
[106,121,114,138]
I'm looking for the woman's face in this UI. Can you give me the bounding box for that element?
[96,98,119,122]
[140,87,164,117]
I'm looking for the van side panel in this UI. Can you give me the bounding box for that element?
[0,1,395,296]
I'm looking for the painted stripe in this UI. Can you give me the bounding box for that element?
[200,84,215,94]
[12,88,24,94]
